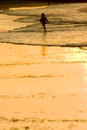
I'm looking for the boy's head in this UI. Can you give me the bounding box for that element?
[41,13,45,17]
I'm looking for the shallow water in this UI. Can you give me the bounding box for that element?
[0,3,87,130]
[0,3,87,46]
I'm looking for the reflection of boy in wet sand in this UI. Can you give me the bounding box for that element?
[40,13,49,32]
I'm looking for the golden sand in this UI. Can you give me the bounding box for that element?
[0,43,87,129]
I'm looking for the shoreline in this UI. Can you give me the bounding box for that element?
[0,1,87,10]
[0,2,51,10]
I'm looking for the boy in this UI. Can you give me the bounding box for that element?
[40,13,49,32]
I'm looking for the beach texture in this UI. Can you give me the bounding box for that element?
[0,43,87,130]
[0,2,87,130]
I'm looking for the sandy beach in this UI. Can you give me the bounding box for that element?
[0,43,87,130]
[0,2,87,130]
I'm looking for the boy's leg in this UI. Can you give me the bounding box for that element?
[42,24,46,32]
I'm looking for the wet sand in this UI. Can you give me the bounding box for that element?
[0,43,87,129]
[0,2,87,129]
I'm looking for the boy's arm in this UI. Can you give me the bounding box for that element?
[46,18,49,23]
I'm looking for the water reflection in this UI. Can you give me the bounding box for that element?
[42,46,46,56]
[9,6,47,10]
[41,32,47,56]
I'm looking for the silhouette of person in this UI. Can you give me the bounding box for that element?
[40,13,49,32]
